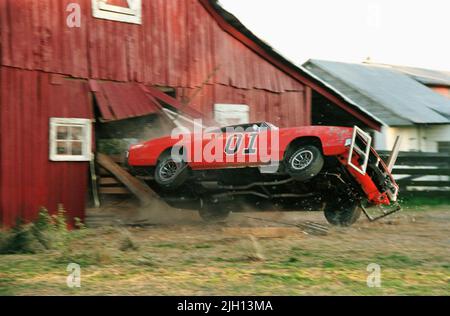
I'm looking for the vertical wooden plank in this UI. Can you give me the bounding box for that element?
[0,0,11,66]
[305,86,312,125]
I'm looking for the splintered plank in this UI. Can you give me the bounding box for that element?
[96,153,160,205]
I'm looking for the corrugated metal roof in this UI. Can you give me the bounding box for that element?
[298,66,389,126]
[303,59,450,126]
[144,86,206,119]
[378,64,450,87]
[90,81,160,121]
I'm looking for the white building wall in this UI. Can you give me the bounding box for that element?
[374,124,450,152]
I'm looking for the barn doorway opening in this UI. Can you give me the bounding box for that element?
[311,91,366,128]
[86,82,205,219]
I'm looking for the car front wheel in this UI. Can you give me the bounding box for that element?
[324,200,361,226]
[198,201,232,223]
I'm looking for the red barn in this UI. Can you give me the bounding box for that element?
[0,0,381,227]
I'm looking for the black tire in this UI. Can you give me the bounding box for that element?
[154,152,189,189]
[285,145,324,181]
[324,200,361,227]
[198,201,231,223]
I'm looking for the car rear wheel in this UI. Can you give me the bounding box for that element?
[198,201,232,223]
[324,200,361,226]
[154,152,189,189]
[285,145,324,182]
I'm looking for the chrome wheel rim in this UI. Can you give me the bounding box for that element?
[291,150,314,170]
[159,159,179,181]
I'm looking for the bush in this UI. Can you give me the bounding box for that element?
[31,207,54,250]
[0,205,73,254]
[0,218,44,254]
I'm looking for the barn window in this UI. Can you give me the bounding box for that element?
[49,118,92,162]
[91,0,142,24]
[214,104,250,127]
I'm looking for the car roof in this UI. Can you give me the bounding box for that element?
[220,122,272,129]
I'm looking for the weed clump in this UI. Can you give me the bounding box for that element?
[119,233,139,252]
[0,218,44,254]
[0,205,78,254]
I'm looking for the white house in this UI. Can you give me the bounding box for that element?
[302,59,450,153]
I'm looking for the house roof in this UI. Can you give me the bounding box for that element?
[367,63,450,87]
[202,0,384,130]
[303,59,450,126]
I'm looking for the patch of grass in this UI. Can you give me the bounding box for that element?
[336,258,368,269]
[322,261,337,269]
[400,195,450,208]
[193,243,213,249]
[375,253,423,268]
[182,258,198,265]
[252,271,314,285]
[0,208,448,295]
[119,234,139,252]
[153,242,183,249]
[284,257,299,264]
[290,247,316,258]
[214,256,252,263]
[55,249,113,267]
[136,254,158,267]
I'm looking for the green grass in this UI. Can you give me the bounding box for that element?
[399,195,450,208]
[0,208,449,295]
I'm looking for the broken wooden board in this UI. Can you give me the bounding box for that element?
[96,153,160,206]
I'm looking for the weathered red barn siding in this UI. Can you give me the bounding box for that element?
[0,66,93,227]
[178,85,309,127]
[0,0,308,127]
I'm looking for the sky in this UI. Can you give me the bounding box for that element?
[218,0,450,71]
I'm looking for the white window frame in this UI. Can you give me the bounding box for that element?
[214,104,250,127]
[92,0,142,25]
[49,118,92,162]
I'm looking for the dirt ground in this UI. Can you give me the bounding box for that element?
[0,205,449,295]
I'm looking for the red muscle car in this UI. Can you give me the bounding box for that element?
[127,122,400,226]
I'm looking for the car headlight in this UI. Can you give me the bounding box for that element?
[345,138,352,147]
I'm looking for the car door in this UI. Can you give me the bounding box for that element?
[222,124,265,168]
[189,123,272,170]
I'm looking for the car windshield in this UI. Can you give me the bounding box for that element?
[207,122,275,133]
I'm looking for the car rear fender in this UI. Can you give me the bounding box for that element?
[282,136,323,160]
